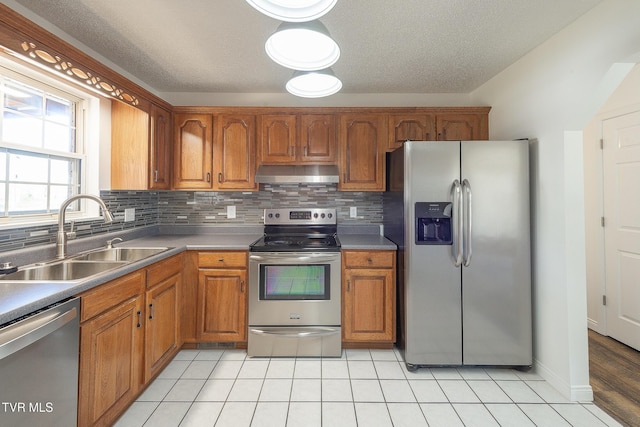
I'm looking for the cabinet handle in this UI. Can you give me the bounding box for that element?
[304,146,308,156]
[240,280,245,293]
[218,258,224,262]
[347,279,350,292]
[218,172,222,183]
[426,133,431,140]
[367,258,373,263]
[438,133,442,141]
[136,310,142,328]
[206,172,211,182]
[154,170,159,182]
[149,303,154,320]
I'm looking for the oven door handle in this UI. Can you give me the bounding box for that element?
[250,327,339,338]
[249,254,340,263]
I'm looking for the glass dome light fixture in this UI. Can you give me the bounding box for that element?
[265,20,340,71]
[246,0,337,22]
[286,68,342,98]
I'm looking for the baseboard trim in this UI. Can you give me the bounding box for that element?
[534,359,594,402]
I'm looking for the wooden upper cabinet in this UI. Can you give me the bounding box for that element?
[260,114,336,164]
[435,113,488,141]
[149,105,172,189]
[387,114,435,150]
[260,114,297,163]
[111,101,150,190]
[214,114,257,190]
[339,113,387,191]
[173,113,213,189]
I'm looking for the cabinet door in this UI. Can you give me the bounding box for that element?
[260,114,296,163]
[388,114,435,150]
[173,113,213,189]
[339,114,386,191]
[150,105,172,189]
[145,273,181,382]
[197,268,247,342]
[215,114,257,190]
[436,113,485,141]
[343,268,395,342]
[300,114,336,163]
[78,296,144,427]
[111,101,150,190]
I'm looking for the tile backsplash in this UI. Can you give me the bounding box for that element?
[0,185,383,253]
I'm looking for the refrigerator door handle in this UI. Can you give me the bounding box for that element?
[450,179,463,267]
[462,179,473,266]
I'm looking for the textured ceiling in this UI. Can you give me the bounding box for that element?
[10,0,602,94]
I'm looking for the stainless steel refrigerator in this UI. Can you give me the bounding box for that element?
[384,140,532,369]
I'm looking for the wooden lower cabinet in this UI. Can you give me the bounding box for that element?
[78,272,145,427]
[144,254,182,382]
[77,255,183,427]
[342,250,396,347]
[196,251,248,343]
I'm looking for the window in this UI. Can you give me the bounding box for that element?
[0,66,87,223]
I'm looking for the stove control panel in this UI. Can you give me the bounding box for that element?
[263,208,337,225]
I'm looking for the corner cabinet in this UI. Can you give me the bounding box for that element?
[196,251,248,343]
[259,114,336,164]
[342,250,396,347]
[339,114,387,191]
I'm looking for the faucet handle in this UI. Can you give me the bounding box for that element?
[106,237,123,249]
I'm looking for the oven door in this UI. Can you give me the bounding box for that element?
[248,252,342,357]
[248,252,341,326]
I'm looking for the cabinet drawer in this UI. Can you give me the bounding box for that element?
[78,271,145,322]
[198,251,247,268]
[147,253,183,287]
[343,251,395,268]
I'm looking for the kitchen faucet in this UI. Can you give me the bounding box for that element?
[56,194,114,259]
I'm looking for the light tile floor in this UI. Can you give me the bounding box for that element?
[115,348,621,427]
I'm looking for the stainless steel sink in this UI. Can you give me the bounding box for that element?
[0,260,125,282]
[72,247,169,262]
[0,246,171,283]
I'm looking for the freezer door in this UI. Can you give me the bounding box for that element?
[461,140,532,366]
[403,141,463,365]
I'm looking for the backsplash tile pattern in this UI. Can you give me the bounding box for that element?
[0,185,382,253]
[0,191,158,253]
[157,184,383,225]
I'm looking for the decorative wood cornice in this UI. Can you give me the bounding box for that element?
[0,3,171,112]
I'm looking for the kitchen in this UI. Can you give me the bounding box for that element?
[0,0,639,426]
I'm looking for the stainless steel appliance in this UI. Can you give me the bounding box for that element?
[0,297,80,426]
[384,140,532,369]
[248,208,341,357]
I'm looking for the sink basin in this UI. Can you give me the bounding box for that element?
[72,247,169,262]
[0,260,126,282]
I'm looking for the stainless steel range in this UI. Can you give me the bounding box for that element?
[248,208,341,357]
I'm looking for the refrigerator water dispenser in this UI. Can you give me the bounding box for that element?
[415,202,452,245]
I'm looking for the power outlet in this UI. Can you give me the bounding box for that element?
[124,208,135,222]
[350,207,357,218]
[227,205,236,219]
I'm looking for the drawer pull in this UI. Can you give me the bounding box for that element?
[149,303,154,320]
[136,310,142,328]
[347,279,350,292]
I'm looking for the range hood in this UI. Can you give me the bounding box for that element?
[255,164,340,184]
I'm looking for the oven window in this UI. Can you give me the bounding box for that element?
[260,264,330,300]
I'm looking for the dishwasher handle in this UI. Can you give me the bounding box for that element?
[0,303,78,360]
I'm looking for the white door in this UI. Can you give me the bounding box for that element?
[603,111,640,350]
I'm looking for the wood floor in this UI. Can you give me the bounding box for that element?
[589,329,640,427]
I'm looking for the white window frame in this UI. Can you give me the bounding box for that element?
[0,56,101,229]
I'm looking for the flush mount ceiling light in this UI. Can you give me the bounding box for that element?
[286,68,342,98]
[265,21,340,71]
[246,0,337,22]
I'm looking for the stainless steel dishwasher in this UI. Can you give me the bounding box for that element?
[0,297,80,426]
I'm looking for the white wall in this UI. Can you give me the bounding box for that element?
[584,64,640,333]
[471,0,640,400]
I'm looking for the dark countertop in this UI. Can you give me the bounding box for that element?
[0,225,396,325]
